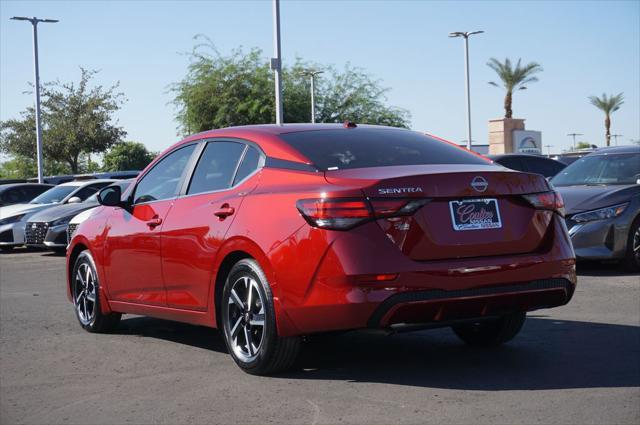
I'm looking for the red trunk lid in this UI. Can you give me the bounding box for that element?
[325,164,553,260]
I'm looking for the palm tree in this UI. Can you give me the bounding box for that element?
[487,58,543,119]
[588,93,624,146]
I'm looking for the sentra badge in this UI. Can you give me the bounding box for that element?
[378,187,424,195]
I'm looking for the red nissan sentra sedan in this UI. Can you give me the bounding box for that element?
[67,124,576,374]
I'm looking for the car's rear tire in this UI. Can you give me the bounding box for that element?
[221,258,300,375]
[624,218,640,271]
[0,246,14,252]
[72,250,121,333]
[452,312,526,346]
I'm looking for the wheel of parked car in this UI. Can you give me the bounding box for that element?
[221,259,300,374]
[452,312,526,346]
[0,246,14,252]
[625,218,640,271]
[72,250,121,333]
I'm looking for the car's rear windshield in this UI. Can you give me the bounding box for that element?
[279,128,488,171]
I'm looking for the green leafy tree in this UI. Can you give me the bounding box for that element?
[588,93,624,147]
[0,155,70,179]
[487,58,543,119]
[102,141,156,171]
[576,141,593,150]
[170,37,410,134]
[0,68,126,175]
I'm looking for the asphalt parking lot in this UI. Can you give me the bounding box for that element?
[0,249,638,425]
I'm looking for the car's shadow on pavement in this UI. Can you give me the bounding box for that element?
[576,261,636,277]
[117,315,639,391]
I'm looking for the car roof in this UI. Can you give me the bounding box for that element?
[487,153,559,160]
[158,124,436,168]
[0,183,53,191]
[58,179,117,187]
[591,145,640,155]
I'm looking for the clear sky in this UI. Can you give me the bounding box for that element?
[1,0,639,155]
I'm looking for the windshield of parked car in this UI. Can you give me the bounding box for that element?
[280,128,488,171]
[551,153,640,186]
[29,185,77,204]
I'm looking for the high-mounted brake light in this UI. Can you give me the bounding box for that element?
[296,198,429,230]
[522,191,565,217]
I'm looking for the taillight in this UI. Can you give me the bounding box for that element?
[522,191,565,217]
[296,198,429,230]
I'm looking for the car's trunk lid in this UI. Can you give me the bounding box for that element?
[325,164,553,260]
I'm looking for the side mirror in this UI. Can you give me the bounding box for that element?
[97,186,122,207]
[67,196,82,204]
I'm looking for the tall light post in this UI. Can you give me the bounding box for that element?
[544,144,553,157]
[11,16,58,184]
[567,133,583,151]
[271,0,284,125]
[611,134,623,145]
[300,70,323,123]
[449,30,483,151]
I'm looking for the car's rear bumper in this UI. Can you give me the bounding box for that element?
[367,278,573,328]
[276,216,576,337]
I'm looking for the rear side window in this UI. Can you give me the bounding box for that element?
[24,185,50,199]
[496,157,526,172]
[0,188,24,204]
[279,128,488,171]
[134,144,196,204]
[233,146,261,185]
[527,158,565,177]
[188,142,245,195]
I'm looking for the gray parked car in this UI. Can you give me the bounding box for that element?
[550,145,640,270]
[25,180,133,252]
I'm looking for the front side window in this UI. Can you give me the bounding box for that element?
[72,182,112,202]
[134,144,196,204]
[187,142,245,195]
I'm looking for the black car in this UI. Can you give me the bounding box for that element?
[488,154,567,178]
[25,180,133,252]
[0,183,54,207]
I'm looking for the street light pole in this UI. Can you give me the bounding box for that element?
[11,16,58,184]
[271,0,284,125]
[300,70,323,123]
[449,30,483,151]
[567,133,583,151]
[610,134,623,145]
[544,144,553,157]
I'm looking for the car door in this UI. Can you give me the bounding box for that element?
[103,144,198,305]
[161,141,263,310]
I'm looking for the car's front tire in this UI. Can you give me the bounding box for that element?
[221,258,300,375]
[452,311,526,346]
[72,250,121,333]
[624,218,640,271]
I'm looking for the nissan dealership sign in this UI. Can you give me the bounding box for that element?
[513,130,542,154]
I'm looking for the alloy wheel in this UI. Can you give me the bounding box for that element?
[633,226,640,264]
[226,275,266,362]
[74,262,97,325]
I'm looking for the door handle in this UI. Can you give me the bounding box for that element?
[214,204,235,220]
[146,216,163,228]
